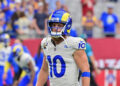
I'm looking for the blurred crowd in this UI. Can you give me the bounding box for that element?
[0,0,68,39]
[80,0,120,38]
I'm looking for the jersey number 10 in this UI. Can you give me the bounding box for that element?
[47,55,66,78]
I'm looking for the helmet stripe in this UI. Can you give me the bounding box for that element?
[12,45,23,56]
[61,13,70,22]
[13,46,20,52]
[49,13,53,20]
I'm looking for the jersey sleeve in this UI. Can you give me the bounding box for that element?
[41,38,46,49]
[41,38,48,56]
[41,38,48,54]
[114,15,119,23]
[72,37,86,50]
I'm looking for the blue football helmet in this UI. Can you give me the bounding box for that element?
[48,9,72,37]
[0,34,10,46]
[12,44,23,57]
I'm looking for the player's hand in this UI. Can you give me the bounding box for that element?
[27,82,33,86]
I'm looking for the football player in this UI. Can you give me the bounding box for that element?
[0,34,13,86]
[36,10,90,86]
[4,44,36,86]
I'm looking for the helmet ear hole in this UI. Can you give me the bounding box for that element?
[49,22,54,27]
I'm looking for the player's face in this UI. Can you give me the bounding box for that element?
[51,23,64,32]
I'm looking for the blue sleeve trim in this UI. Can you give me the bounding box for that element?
[82,72,90,77]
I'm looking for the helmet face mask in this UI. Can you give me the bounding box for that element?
[13,51,20,57]
[48,10,72,38]
[48,22,66,38]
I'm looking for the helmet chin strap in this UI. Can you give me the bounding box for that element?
[60,35,69,48]
[59,25,69,47]
[51,31,62,38]
[45,34,69,48]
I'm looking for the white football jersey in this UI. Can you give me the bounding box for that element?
[14,53,36,74]
[41,36,86,86]
[0,46,11,66]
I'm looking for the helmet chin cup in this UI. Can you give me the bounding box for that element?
[50,31,62,38]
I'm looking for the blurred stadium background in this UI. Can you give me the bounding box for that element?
[1,0,120,86]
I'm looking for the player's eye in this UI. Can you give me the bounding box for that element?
[58,24,64,27]
[52,23,56,27]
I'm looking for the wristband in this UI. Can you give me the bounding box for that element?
[81,72,90,77]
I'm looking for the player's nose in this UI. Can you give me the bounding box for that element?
[52,28,61,32]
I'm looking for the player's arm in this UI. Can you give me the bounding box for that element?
[89,55,100,74]
[87,45,100,74]
[33,18,41,34]
[27,61,35,85]
[36,56,49,86]
[73,49,90,86]
[93,17,103,28]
